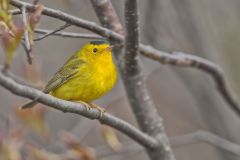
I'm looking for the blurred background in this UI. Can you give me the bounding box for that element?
[0,0,240,159]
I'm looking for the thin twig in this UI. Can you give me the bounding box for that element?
[34,23,71,41]
[170,130,240,156]
[21,5,33,64]
[0,68,159,150]
[9,0,240,117]
[35,28,104,39]
[8,9,21,15]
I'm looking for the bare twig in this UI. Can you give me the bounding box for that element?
[170,130,240,156]
[34,23,71,41]
[122,1,175,160]
[9,0,240,117]
[21,5,33,64]
[8,9,21,15]
[35,28,103,39]
[0,67,158,149]
[96,130,240,157]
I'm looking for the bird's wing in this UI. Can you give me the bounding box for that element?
[43,56,86,93]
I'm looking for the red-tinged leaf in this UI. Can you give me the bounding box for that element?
[61,132,95,160]
[28,4,43,50]
[101,125,122,152]
[1,26,24,67]
[0,1,23,70]
[14,106,49,138]
[29,4,43,30]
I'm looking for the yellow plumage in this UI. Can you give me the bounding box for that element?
[21,41,117,110]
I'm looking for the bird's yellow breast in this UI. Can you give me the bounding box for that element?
[50,57,117,102]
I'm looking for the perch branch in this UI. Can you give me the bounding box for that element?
[0,67,159,150]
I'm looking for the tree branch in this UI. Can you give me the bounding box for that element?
[34,23,71,41]
[8,9,21,15]
[122,1,175,160]
[96,130,240,157]
[21,5,33,64]
[35,28,103,39]
[9,0,240,117]
[141,49,240,116]
[0,68,159,149]
[170,130,240,156]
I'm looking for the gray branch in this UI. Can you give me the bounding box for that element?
[35,28,103,40]
[0,68,158,150]
[170,130,240,156]
[9,0,240,116]
[8,9,21,15]
[122,1,175,160]
[34,23,71,41]
[21,5,33,64]
[96,130,240,158]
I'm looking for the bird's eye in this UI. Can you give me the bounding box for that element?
[93,48,98,53]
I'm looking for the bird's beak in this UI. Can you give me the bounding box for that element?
[100,45,114,54]
[105,45,114,51]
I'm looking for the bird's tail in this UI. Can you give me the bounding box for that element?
[20,100,38,109]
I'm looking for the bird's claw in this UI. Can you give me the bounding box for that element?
[89,103,105,119]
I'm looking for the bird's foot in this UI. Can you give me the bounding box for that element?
[77,101,105,118]
[89,103,106,119]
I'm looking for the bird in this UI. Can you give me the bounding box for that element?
[21,40,117,115]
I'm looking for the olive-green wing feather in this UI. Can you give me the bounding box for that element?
[43,57,86,93]
[21,56,85,109]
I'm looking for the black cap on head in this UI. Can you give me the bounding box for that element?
[90,40,109,45]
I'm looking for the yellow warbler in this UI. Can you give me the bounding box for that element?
[21,41,117,113]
